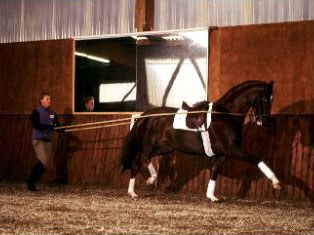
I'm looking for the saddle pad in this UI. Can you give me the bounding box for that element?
[173,102,213,131]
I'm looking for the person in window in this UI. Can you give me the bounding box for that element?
[27,92,59,191]
[83,96,94,112]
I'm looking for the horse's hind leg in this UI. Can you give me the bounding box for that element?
[128,163,141,198]
[145,144,173,186]
[146,161,157,185]
[128,171,138,198]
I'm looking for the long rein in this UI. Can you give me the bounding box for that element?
[54,110,266,133]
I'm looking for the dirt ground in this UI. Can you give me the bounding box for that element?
[0,182,313,235]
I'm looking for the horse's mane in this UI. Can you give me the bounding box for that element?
[216,80,268,103]
[191,100,209,108]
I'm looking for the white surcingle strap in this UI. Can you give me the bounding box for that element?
[206,102,213,129]
[201,131,215,157]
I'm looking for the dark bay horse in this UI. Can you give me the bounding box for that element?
[122,80,281,201]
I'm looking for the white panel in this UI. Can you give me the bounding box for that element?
[1,0,314,43]
[0,0,136,43]
[99,83,136,103]
[154,0,314,30]
[145,58,207,107]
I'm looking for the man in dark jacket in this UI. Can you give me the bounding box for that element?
[27,92,59,191]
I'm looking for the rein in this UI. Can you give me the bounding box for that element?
[55,110,267,133]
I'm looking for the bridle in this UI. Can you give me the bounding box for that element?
[250,92,273,127]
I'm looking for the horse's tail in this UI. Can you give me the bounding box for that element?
[121,126,138,172]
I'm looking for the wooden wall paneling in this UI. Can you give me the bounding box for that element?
[115,120,128,187]
[0,39,74,114]
[300,118,313,200]
[0,116,12,179]
[100,125,110,185]
[59,114,132,187]
[199,169,207,194]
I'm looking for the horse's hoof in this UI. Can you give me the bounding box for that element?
[128,192,138,198]
[272,182,281,190]
[207,195,221,203]
[146,177,156,185]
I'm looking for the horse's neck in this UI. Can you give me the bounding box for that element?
[215,82,266,115]
[214,86,263,128]
[215,92,251,115]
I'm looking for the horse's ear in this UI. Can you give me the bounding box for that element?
[182,101,189,110]
[268,81,274,87]
[265,81,274,94]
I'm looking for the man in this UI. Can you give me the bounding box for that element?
[83,96,94,112]
[27,92,59,191]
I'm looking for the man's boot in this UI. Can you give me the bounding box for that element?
[26,162,45,191]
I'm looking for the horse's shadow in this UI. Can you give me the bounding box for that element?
[156,99,314,201]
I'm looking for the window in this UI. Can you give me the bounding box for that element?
[74,29,208,112]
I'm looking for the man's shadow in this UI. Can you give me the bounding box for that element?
[156,99,314,201]
[53,108,82,185]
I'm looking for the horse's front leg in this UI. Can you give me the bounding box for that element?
[257,161,281,189]
[228,148,281,190]
[146,161,157,185]
[206,155,225,202]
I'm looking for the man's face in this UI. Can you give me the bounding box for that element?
[85,99,94,111]
[40,95,51,108]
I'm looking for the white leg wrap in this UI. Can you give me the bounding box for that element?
[258,161,281,189]
[258,161,275,180]
[146,163,157,185]
[206,180,219,202]
[128,178,138,198]
[148,162,157,177]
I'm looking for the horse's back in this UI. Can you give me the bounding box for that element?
[141,107,178,115]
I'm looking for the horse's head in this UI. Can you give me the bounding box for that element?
[250,81,274,127]
[182,101,209,129]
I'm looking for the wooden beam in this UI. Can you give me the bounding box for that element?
[135,0,145,32]
[144,0,155,31]
[135,0,154,32]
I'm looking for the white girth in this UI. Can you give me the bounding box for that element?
[172,102,215,157]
